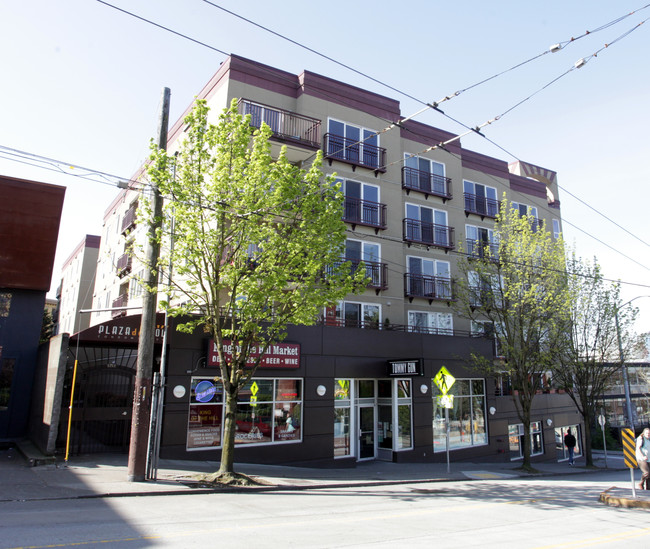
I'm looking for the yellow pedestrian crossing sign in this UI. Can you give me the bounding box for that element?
[434,366,455,395]
[250,381,259,396]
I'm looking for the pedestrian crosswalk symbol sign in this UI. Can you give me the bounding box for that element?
[434,366,455,395]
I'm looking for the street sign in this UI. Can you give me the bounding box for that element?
[433,366,455,395]
[250,381,259,396]
[598,414,606,428]
[622,428,637,469]
[437,394,454,409]
[249,395,257,407]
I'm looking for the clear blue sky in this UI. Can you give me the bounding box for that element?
[1,0,649,334]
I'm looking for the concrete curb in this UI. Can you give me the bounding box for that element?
[599,487,650,509]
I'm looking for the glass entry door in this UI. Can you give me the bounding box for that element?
[358,405,376,460]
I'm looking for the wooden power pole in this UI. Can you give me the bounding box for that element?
[127,87,170,482]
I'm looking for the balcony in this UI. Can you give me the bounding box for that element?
[330,257,388,293]
[324,133,387,174]
[466,239,499,261]
[469,287,502,310]
[238,99,321,149]
[343,197,387,231]
[464,193,499,219]
[404,273,454,303]
[402,167,452,201]
[116,253,132,277]
[111,293,128,318]
[121,204,137,235]
[403,219,455,251]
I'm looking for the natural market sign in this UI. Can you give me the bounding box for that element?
[207,339,300,369]
[387,359,423,377]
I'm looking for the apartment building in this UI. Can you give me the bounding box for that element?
[57,234,100,335]
[74,55,578,465]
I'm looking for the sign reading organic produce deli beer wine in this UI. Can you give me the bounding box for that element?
[207,339,300,369]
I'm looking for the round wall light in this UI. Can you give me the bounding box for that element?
[489,406,496,415]
[316,385,326,397]
[420,384,429,394]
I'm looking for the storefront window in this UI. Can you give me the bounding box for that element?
[398,404,412,449]
[509,421,544,460]
[334,408,351,457]
[433,378,487,452]
[187,377,302,450]
[334,379,352,457]
[187,377,224,450]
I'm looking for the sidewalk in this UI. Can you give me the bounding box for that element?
[1,444,647,508]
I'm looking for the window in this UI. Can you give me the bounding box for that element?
[552,219,561,239]
[511,201,540,230]
[408,311,453,335]
[471,320,503,358]
[335,301,380,329]
[241,100,281,133]
[406,257,451,299]
[433,379,487,452]
[328,120,381,169]
[405,203,450,247]
[464,181,498,217]
[187,377,302,450]
[509,421,544,460]
[468,271,503,309]
[403,154,449,197]
[395,379,413,450]
[129,271,145,299]
[338,179,382,228]
[346,240,382,287]
[465,225,498,259]
[334,379,352,457]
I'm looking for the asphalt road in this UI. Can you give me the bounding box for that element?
[0,469,647,549]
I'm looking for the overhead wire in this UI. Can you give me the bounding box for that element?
[93,0,650,265]
[9,2,650,292]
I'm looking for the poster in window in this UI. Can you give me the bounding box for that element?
[187,404,223,449]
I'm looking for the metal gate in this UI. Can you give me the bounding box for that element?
[59,346,137,455]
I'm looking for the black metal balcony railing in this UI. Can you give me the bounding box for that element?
[111,293,128,318]
[330,257,388,291]
[116,253,132,277]
[403,218,454,250]
[343,197,387,230]
[466,239,499,261]
[404,273,453,301]
[324,133,387,173]
[238,99,321,149]
[469,286,503,310]
[402,167,452,200]
[121,204,137,235]
[464,193,499,218]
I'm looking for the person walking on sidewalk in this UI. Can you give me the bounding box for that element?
[636,427,650,490]
[564,428,577,466]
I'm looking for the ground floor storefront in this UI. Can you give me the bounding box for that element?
[33,315,583,467]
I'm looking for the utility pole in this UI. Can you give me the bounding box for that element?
[127,87,170,482]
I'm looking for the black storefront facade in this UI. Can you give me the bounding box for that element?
[34,315,582,466]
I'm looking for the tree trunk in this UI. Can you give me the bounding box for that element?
[522,418,532,470]
[218,388,238,475]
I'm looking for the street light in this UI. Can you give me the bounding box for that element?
[615,295,649,430]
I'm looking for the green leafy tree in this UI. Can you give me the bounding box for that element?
[40,309,54,343]
[550,256,637,466]
[146,99,366,478]
[454,200,570,470]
